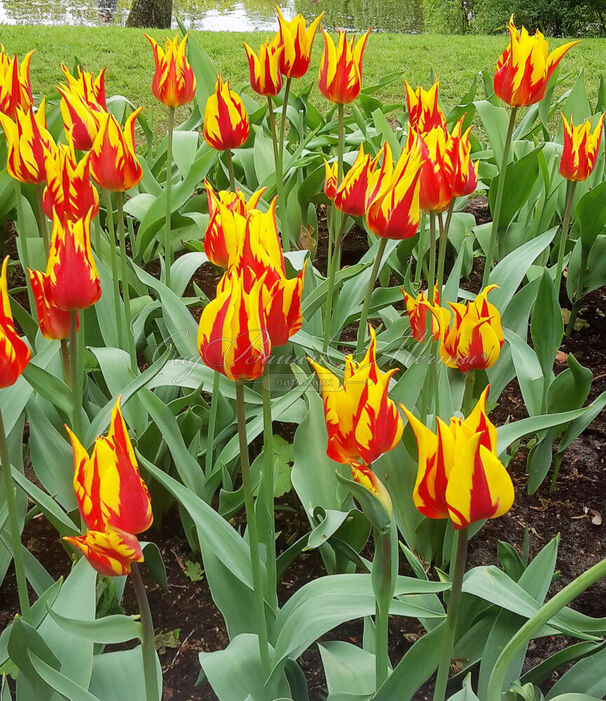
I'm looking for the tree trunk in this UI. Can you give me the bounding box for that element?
[126,0,172,28]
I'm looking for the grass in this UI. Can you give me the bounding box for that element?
[3,25,606,133]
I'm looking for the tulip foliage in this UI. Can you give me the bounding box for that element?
[1,15,606,701]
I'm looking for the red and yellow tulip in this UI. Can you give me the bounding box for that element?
[0,101,55,185]
[366,139,424,239]
[46,209,101,311]
[402,285,440,343]
[57,64,107,152]
[145,33,196,108]
[0,257,31,388]
[198,269,271,381]
[426,284,504,372]
[27,269,75,341]
[318,28,370,104]
[64,527,143,577]
[559,113,605,183]
[332,143,391,218]
[261,260,306,348]
[414,126,455,214]
[349,462,393,518]
[89,109,143,192]
[0,47,33,119]
[43,139,99,224]
[67,397,153,535]
[308,326,403,465]
[203,76,250,151]
[405,79,446,134]
[494,17,578,108]
[244,37,284,98]
[276,8,324,79]
[402,387,514,529]
[204,181,266,267]
[449,117,478,199]
[323,159,338,200]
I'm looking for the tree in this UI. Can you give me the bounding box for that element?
[126,0,172,28]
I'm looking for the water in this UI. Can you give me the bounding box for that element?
[0,0,424,33]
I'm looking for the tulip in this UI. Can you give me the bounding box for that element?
[318,27,370,105]
[309,326,403,465]
[348,462,393,518]
[0,48,33,119]
[46,209,101,311]
[204,181,266,267]
[203,75,250,152]
[57,64,107,152]
[494,17,578,108]
[198,269,271,382]
[43,139,100,224]
[276,7,324,79]
[323,159,338,200]
[449,117,478,199]
[67,397,153,535]
[64,527,144,577]
[402,285,440,343]
[405,78,446,134]
[366,139,423,240]
[333,143,391,218]
[145,33,196,108]
[414,126,456,214]
[89,109,143,192]
[0,100,55,185]
[560,113,605,182]
[401,386,513,528]
[244,38,284,98]
[261,260,306,348]
[426,284,504,372]
[0,257,31,388]
[27,269,75,341]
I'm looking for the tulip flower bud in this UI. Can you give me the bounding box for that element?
[27,269,76,341]
[402,285,440,343]
[0,48,33,119]
[494,16,578,108]
[560,113,605,183]
[145,33,197,108]
[323,159,338,200]
[57,64,107,151]
[203,76,250,151]
[244,37,284,98]
[318,27,370,105]
[405,79,446,134]
[449,117,478,199]
[276,8,324,79]
[89,109,143,192]
[0,257,31,388]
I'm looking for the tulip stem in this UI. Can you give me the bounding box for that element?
[428,213,437,304]
[15,182,35,315]
[261,365,277,610]
[337,104,345,182]
[461,371,475,416]
[225,149,236,192]
[433,527,468,701]
[436,201,455,300]
[69,310,82,438]
[323,214,347,352]
[131,562,160,701]
[104,190,125,349]
[278,77,291,166]
[356,237,388,357]
[554,180,576,296]
[60,339,71,388]
[204,370,221,477]
[235,381,271,676]
[482,106,518,288]
[0,407,29,615]
[164,106,175,289]
[116,191,136,371]
[35,183,49,256]
[268,96,289,251]
[487,555,606,701]
[565,251,587,337]
[373,523,396,689]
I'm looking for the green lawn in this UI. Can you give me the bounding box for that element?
[4,25,606,132]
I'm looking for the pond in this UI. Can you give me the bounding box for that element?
[0,0,424,33]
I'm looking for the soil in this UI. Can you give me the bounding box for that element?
[1,199,606,700]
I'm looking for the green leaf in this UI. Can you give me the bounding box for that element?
[530,270,562,386]
[184,560,204,582]
[47,608,142,644]
[27,651,101,701]
[89,647,159,701]
[576,180,606,252]
[547,644,606,699]
[521,641,605,687]
[504,329,543,417]
[448,674,480,700]
[141,541,168,592]
[7,618,60,699]
[318,641,375,697]
[21,363,73,419]
[475,100,509,163]
[489,147,541,232]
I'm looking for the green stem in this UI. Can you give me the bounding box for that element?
[433,527,468,701]
[60,338,70,387]
[131,562,160,701]
[414,213,427,286]
[487,556,606,701]
[428,213,437,303]
[554,181,577,297]
[356,237,388,357]
[436,201,455,299]
[204,371,221,477]
[15,182,35,314]
[482,107,518,288]
[225,149,236,192]
[235,381,270,675]
[323,214,347,352]
[35,183,49,255]
[268,96,289,251]
[373,525,396,689]
[278,77,291,166]
[565,249,588,336]
[69,310,81,438]
[104,190,125,349]
[116,192,136,371]
[267,97,279,166]
[461,371,475,415]
[261,365,277,610]
[337,104,345,182]
[0,408,29,615]
[164,106,175,289]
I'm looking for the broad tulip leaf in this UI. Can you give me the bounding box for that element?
[576,180,606,251]
[521,641,604,687]
[447,674,480,700]
[89,648,159,701]
[474,100,509,163]
[46,609,142,644]
[27,651,101,701]
[503,329,543,417]
[318,641,375,697]
[7,618,60,700]
[546,644,606,699]
[530,269,562,386]
[489,147,541,232]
